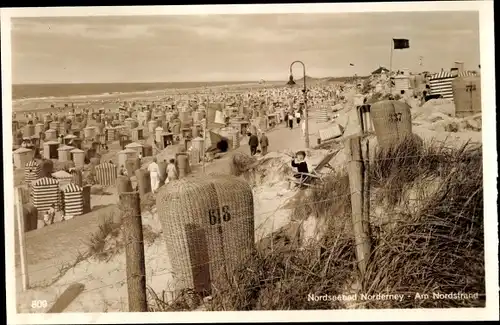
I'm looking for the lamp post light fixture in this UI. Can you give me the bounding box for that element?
[288,60,309,149]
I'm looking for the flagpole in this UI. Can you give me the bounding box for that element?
[389,38,394,94]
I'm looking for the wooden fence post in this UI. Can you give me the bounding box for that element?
[114,175,133,224]
[362,139,371,238]
[15,187,29,291]
[345,136,372,276]
[119,191,147,312]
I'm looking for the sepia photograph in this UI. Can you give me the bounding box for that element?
[2,2,498,323]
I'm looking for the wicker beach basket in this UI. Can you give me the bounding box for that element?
[19,185,31,205]
[22,203,38,232]
[116,175,133,194]
[157,161,167,183]
[89,157,101,166]
[125,159,137,177]
[369,100,413,151]
[177,154,190,178]
[71,168,83,187]
[452,75,481,118]
[39,159,54,178]
[135,169,151,196]
[81,185,91,214]
[229,152,258,176]
[156,175,255,296]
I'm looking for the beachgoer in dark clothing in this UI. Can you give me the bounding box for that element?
[248,133,259,156]
[295,111,301,124]
[217,139,229,152]
[288,112,294,129]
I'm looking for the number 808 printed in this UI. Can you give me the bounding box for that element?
[31,300,48,309]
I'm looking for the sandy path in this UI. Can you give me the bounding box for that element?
[13,202,117,290]
[198,109,334,175]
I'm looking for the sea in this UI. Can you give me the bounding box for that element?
[12,81,256,101]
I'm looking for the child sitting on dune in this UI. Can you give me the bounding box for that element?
[291,151,309,183]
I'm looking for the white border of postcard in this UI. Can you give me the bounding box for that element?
[2,1,498,323]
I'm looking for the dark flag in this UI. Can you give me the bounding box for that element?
[393,38,410,50]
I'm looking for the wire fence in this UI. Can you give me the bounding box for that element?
[15,190,353,276]
[13,118,484,312]
[13,188,343,311]
[16,178,484,312]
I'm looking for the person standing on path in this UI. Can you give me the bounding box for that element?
[288,111,294,130]
[295,110,301,125]
[280,107,286,125]
[148,157,161,194]
[260,132,269,156]
[248,132,259,156]
[165,158,178,184]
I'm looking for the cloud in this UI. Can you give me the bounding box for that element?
[12,18,156,39]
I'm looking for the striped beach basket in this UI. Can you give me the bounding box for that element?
[25,160,41,191]
[357,104,375,134]
[156,175,254,297]
[317,104,329,123]
[62,183,84,217]
[32,177,60,214]
[95,162,118,186]
[429,71,455,99]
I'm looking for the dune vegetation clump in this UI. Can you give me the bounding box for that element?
[362,139,484,308]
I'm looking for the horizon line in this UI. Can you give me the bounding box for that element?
[12,76,370,86]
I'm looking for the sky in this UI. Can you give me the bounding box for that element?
[10,11,480,84]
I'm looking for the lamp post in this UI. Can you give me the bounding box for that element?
[288,60,309,149]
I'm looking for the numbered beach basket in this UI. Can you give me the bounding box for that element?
[156,174,255,297]
[452,75,481,118]
[369,100,413,151]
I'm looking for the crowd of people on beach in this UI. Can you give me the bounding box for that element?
[13,83,348,197]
